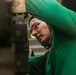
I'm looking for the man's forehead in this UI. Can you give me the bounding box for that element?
[30,18,40,26]
[30,18,39,23]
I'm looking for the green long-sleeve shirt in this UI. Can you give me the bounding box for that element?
[26,0,76,75]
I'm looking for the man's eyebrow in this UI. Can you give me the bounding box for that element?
[33,22,40,26]
[31,22,37,28]
[30,22,40,33]
[31,23,34,28]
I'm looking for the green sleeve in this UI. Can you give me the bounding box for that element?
[28,55,46,75]
[26,0,76,36]
[28,50,51,75]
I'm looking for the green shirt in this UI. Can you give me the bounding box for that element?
[29,50,50,75]
[26,0,76,75]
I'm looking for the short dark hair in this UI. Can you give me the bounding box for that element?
[28,16,34,25]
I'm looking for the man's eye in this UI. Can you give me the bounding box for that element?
[33,24,39,30]
[34,25,38,30]
[31,25,37,31]
[31,23,40,32]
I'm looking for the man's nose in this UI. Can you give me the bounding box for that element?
[31,30,37,37]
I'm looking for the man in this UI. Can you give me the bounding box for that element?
[29,17,52,49]
[26,0,76,75]
[29,17,52,75]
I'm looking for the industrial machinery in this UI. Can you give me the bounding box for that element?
[12,0,29,75]
[0,0,29,75]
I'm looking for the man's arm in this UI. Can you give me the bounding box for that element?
[28,55,46,75]
[25,0,76,36]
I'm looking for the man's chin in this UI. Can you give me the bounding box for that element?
[39,39,48,46]
[40,40,50,46]
[41,42,47,46]
[41,42,51,49]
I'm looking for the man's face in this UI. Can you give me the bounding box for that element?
[30,18,52,46]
